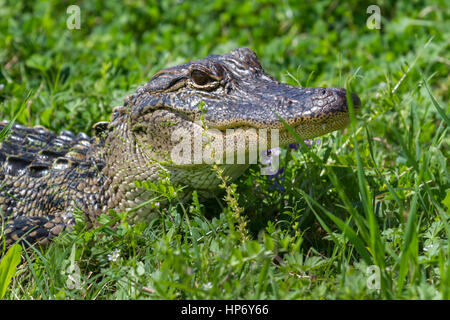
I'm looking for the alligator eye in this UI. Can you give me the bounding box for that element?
[191,70,213,86]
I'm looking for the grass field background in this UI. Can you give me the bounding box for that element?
[0,0,449,299]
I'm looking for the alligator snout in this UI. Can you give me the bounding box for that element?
[315,87,360,110]
[327,87,361,111]
[268,86,360,126]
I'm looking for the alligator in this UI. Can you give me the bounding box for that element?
[0,47,360,247]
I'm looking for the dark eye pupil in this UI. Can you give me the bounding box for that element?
[191,70,211,85]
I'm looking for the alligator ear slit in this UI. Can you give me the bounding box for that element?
[146,72,186,93]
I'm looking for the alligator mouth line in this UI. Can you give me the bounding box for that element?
[156,103,353,132]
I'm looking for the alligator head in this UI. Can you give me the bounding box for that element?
[103,47,360,196]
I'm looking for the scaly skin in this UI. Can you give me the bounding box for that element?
[0,47,360,247]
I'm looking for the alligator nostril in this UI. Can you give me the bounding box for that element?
[351,93,361,108]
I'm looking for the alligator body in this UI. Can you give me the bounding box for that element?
[0,47,360,247]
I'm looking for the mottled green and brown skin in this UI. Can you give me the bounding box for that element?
[0,47,360,247]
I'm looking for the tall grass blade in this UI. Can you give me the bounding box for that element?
[0,243,22,298]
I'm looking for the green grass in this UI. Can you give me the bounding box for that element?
[0,0,449,299]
